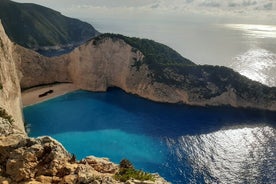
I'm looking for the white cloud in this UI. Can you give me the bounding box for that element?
[12,0,276,22]
[144,0,276,14]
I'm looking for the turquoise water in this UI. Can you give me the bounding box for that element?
[24,89,276,183]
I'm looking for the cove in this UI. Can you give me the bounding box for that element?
[24,88,276,184]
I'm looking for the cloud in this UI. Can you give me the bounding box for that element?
[242,0,257,7]
[148,0,275,12]
[263,3,273,10]
[200,2,221,8]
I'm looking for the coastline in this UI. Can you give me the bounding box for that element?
[21,83,79,107]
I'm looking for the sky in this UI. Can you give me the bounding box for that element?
[12,0,276,24]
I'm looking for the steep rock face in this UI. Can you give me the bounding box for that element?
[16,36,276,111]
[15,45,72,89]
[0,21,25,134]
[66,38,188,103]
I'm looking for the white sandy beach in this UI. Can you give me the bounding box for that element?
[21,83,79,107]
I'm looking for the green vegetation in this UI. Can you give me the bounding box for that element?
[114,159,155,182]
[93,33,194,68]
[0,0,99,48]
[167,64,275,100]
[131,59,143,71]
[0,83,2,90]
[0,107,14,124]
[0,37,3,48]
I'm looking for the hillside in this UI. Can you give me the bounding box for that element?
[0,0,99,49]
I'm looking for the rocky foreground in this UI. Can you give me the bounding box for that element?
[0,124,167,184]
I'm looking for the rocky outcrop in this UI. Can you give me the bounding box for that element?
[0,136,113,183]
[0,136,168,184]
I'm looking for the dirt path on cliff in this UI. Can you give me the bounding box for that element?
[22,83,79,107]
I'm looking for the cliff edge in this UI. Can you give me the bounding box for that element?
[0,20,25,135]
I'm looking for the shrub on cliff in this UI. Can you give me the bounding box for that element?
[0,107,14,124]
[114,159,155,182]
[119,159,134,169]
[0,83,2,90]
[93,33,194,69]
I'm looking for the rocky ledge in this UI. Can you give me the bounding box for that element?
[0,128,168,184]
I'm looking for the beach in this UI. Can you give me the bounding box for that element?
[21,83,78,107]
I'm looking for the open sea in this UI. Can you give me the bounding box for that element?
[24,89,276,184]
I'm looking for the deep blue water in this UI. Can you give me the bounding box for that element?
[24,89,276,184]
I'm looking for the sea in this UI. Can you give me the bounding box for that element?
[24,89,276,184]
[24,14,276,184]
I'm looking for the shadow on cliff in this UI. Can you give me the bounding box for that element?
[23,88,276,138]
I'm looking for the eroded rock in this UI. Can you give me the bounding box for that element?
[0,136,169,184]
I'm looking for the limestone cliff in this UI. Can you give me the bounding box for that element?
[16,37,190,104]
[15,46,72,89]
[0,21,25,134]
[15,35,276,111]
[66,38,185,103]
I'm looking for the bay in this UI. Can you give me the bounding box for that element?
[24,89,276,183]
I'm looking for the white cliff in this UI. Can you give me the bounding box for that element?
[0,21,25,134]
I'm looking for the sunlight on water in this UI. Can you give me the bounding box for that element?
[230,49,276,86]
[225,24,276,39]
[166,126,276,183]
